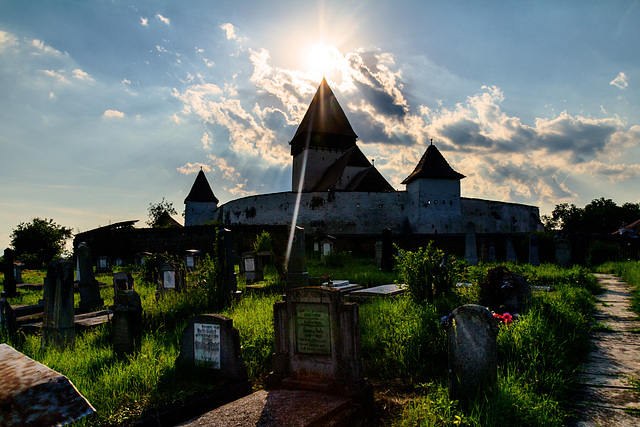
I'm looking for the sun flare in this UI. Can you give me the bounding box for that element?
[303,42,343,81]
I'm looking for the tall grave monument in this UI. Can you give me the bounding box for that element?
[42,259,75,349]
[76,242,104,312]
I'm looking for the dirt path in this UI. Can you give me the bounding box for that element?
[571,273,640,425]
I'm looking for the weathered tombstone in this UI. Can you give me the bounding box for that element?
[374,241,383,267]
[96,255,110,273]
[112,289,142,356]
[268,287,368,398]
[528,234,540,266]
[76,242,104,312]
[185,249,200,271]
[113,272,134,300]
[41,259,75,349]
[0,298,19,337]
[505,237,518,263]
[13,262,24,285]
[319,236,335,262]
[286,226,308,289]
[2,248,17,298]
[380,228,393,272]
[240,251,263,282]
[160,262,183,291]
[448,304,498,402]
[555,239,571,267]
[464,223,478,266]
[114,257,124,267]
[177,314,250,386]
[0,344,95,426]
[479,266,530,314]
[221,228,238,295]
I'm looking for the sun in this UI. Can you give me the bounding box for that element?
[303,42,344,81]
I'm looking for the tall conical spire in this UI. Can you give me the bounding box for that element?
[401,143,465,185]
[290,78,357,156]
[184,169,218,203]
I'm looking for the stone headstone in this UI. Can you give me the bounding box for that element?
[374,241,383,267]
[96,255,110,273]
[0,298,19,337]
[112,289,142,356]
[42,259,75,349]
[464,223,478,266]
[240,251,263,282]
[185,249,200,271]
[528,234,540,266]
[479,266,530,314]
[380,229,393,272]
[13,262,23,285]
[448,304,498,402]
[0,344,95,426]
[488,242,496,263]
[268,287,367,397]
[76,242,104,312]
[286,226,308,289]
[2,248,17,298]
[160,262,183,293]
[113,272,134,300]
[505,237,518,263]
[177,314,249,384]
[555,239,571,267]
[221,228,238,294]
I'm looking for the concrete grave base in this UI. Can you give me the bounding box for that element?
[178,389,367,427]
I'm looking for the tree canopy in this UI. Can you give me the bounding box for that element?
[543,198,640,234]
[10,218,73,268]
[147,198,178,227]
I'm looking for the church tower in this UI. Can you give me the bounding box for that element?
[184,169,219,226]
[290,78,358,192]
[402,142,465,233]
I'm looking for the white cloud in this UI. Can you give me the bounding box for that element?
[220,23,238,40]
[0,30,18,52]
[140,16,149,27]
[156,14,170,25]
[72,68,94,82]
[177,162,212,174]
[103,109,125,118]
[41,69,69,83]
[201,132,213,150]
[610,72,628,89]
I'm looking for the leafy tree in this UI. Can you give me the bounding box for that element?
[147,198,178,227]
[544,198,640,234]
[10,218,73,268]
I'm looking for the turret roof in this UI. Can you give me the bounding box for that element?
[401,143,465,185]
[290,78,357,156]
[184,169,219,203]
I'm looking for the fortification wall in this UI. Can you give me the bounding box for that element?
[461,198,542,233]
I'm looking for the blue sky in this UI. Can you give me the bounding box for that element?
[1,0,639,250]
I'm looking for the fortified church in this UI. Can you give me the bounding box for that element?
[184,79,541,239]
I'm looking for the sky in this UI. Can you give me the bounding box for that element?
[1,0,639,251]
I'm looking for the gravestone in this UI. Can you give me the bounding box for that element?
[112,289,142,356]
[375,241,383,267]
[464,223,478,266]
[528,234,540,266]
[286,226,308,289]
[42,259,75,349]
[113,272,134,300]
[488,242,496,263]
[159,262,183,295]
[13,262,24,285]
[0,298,19,337]
[448,304,498,402]
[268,287,367,398]
[555,239,571,267]
[96,255,110,273]
[380,229,393,272]
[177,314,249,385]
[221,228,238,295]
[76,242,104,312]
[185,249,200,271]
[505,237,518,263]
[319,236,335,262]
[479,266,530,314]
[0,344,95,426]
[240,251,263,282]
[2,248,17,298]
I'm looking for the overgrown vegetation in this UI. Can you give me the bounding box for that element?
[9,217,72,268]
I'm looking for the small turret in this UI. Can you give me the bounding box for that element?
[184,169,219,226]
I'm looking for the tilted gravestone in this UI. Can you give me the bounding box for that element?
[448,304,498,402]
[268,287,368,398]
[76,242,104,312]
[479,266,530,314]
[2,248,17,298]
[42,259,75,349]
[177,314,249,385]
[112,289,142,356]
[464,223,479,266]
[286,226,308,289]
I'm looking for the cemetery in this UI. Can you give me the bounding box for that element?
[2,225,640,426]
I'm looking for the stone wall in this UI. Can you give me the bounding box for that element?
[461,198,542,234]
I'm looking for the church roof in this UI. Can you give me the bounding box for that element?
[153,210,183,228]
[312,146,394,192]
[290,78,358,156]
[184,169,219,203]
[346,167,396,192]
[401,143,465,185]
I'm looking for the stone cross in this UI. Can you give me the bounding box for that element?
[76,242,104,312]
[448,304,497,402]
[2,248,17,298]
[41,259,75,349]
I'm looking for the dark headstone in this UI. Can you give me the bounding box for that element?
[113,272,134,301]
[0,298,19,337]
[96,255,110,273]
[76,242,104,312]
[2,248,17,298]
[268,287,368,398]
[464,223,478,266]
[177,314,249,384]
[529,234,540,266]
[286,226,308,289]
[448,304,498,402]
[479,266,530,314]
[240,251,263,282]
[112,290,142,356]
[374,241,383,267]
[221,228,238,294]
[42,259,75,349]
[555,239,571,267]
[505,237,518,263]
[380,229,393,272]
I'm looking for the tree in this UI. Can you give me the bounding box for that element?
[147,198,178,227]
[10,218,73,268]
[544,198,640,234]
